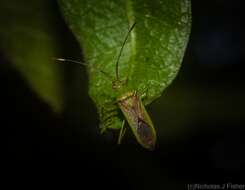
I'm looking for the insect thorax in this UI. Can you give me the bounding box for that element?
[117,91,136,103]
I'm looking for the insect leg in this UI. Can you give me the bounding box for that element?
[100,105,119,133]
[117,120,126,144]
[139,87,149,101]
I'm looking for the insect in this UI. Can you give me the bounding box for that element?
[55,22,157,150]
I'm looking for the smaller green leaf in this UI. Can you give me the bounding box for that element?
[0,0,64,112]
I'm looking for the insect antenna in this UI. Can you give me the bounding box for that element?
[115,22,136,81]
[53,57,113,80]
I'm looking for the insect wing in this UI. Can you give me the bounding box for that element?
[118,92,156,150]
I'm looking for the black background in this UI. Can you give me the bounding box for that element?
[1,0,245,189]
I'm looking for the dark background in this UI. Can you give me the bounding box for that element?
[1,0,245,189]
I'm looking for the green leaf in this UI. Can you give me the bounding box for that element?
[58,0,191,129]
[0,0,64,112]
